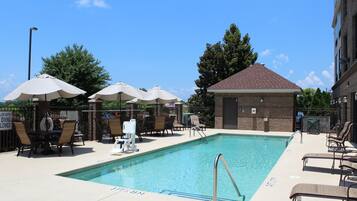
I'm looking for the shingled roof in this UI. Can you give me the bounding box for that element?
[207,63,301,93]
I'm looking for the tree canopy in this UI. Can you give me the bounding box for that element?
[297,88,331,115]
[41,44,110,105]
[188,23,258,127]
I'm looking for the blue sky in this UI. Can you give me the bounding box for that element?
[0,0,334,100]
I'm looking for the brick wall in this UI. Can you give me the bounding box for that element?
[332,0,357,141]
[214,93,295,132]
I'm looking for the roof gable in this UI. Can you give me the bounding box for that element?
[207,63,301,93]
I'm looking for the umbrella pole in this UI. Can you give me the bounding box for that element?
[45,94,48,133]
[119,93,122,117]
[156,99,159,116]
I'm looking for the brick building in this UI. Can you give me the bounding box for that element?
[207,63,301,132]
[332,0,357,142]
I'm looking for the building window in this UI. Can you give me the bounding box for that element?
[343,35,348,71]
[354,14,357,59]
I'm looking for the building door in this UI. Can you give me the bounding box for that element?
[223,97,238,129]
[352,92,357,143]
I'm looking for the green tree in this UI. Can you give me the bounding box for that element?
[41,44,110,106]
[188,24,258,127]
[297,88,331,115]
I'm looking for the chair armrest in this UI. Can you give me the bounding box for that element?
[347,183,357,200]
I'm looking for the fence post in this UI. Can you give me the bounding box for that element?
[88,99,102,141]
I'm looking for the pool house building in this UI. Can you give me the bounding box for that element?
[208,63,301,132]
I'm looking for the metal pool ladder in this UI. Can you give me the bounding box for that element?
[213,153,245,201]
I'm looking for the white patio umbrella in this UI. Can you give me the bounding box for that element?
[145,86,181,103]
[88,82,148,110]
[4,74,86,101]
[137,86,181,115]
[4,74,86,137]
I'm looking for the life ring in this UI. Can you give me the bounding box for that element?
[40,117,54,132]
[115,112,120,117]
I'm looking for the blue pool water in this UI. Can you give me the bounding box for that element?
[62,134,288,200]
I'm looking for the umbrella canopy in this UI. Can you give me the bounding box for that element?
[144,86,181,104]
[88,82,147,101]
[4,74,86,101]
[127,86,181,104]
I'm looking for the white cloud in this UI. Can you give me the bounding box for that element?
[76,0,110,8]
[321,62,334,87]
[272,53,289,68]
[276,53,289,63]
[322,70,333,82]
[260,49,272,57]
[0,74,17,100]
[295,62,336,90]
[296,71,324,88]
[288,69,294,75]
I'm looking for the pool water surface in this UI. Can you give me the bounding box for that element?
[61,134,288,200]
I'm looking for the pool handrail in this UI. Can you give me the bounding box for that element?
[213,153,245,201]
[190,125,207,139]
[286,130,303,147]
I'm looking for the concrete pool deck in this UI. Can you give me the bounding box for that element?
[0,129,349,201]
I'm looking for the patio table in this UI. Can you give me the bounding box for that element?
[29,130,61,155]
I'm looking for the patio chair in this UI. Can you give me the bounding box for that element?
[165,116,175,135]
[108,118,124,141]
[326,121,351,146]
[135,118,144,142]
[190,115,206,130]
[153,116,166,136]
[13,121,40,158]
[328,123,354,149]
[289,183,357,201]
[59,119,84,145]
[302,123,354,168]
[173,118,184,131]
[50,120,76,156]
[339,161,357,184]
[143,116,154,135]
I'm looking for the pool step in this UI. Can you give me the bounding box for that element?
[160,190,238,201]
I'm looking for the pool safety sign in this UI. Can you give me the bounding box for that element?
[0,112,12,130]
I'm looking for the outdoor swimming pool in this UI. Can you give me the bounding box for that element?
[61,134,289,200]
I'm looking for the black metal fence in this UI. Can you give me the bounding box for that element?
[0,105,90,153]
[0,106,34,152]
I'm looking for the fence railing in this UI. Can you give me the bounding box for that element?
[0,106,34,152]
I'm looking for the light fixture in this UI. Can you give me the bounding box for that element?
[260,97,264,103]
[343,96,348,103]
[338,98,342,104]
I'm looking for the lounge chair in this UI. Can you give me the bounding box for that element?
[326,121,351,146]
[302,123,354,168]
[289,183,357,201]
[327,122,342,139]
[328,123,354,148]
[153,116,166,136]
[173,119,184,131]
[108,118,124,141]
[190,115,206,130]
[302,152,357,169]
[135,118,144,142]
[50,120,76,156]
[339,161,357,183]
[13,121,41,157]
